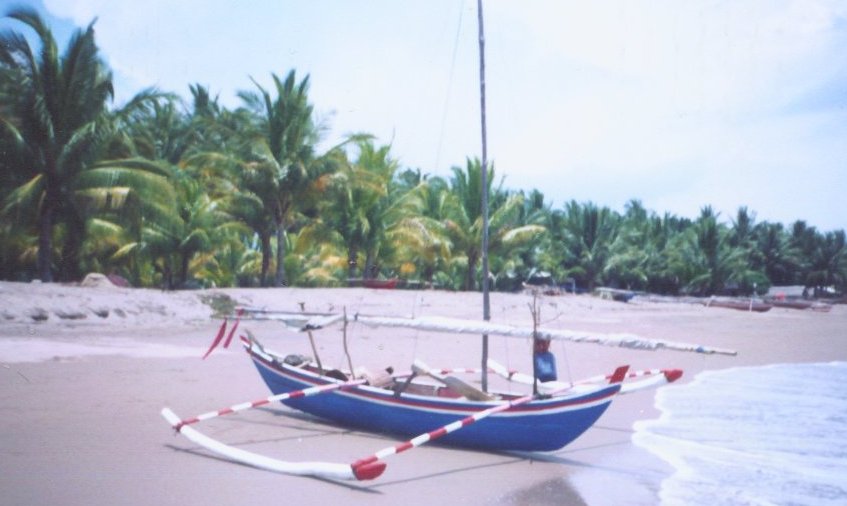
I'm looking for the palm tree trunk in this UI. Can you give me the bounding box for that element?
[37,199,56,283]
[424,265,435,287]
[364,251,376,279]
[465,253,478,291]
[37,214,53,282]
[260,233,272,287]
[179,252,190,287]
[347,245,359,280]
[58,211,85,282]
[165,261,174,290]
[274,225,287,287]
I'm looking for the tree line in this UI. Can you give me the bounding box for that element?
[2,9,845,296]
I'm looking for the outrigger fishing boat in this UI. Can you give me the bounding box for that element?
[161,309,736,481]
[160,0,737,481]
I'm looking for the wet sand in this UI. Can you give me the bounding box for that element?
[1,281,844,505]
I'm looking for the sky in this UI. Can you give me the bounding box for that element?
[4,0,846,231]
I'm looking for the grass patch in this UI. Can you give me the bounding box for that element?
[199,292,238,317]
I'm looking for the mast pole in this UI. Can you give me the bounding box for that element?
[477,0,491,391]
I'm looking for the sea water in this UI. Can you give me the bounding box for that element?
[633,362,847,505]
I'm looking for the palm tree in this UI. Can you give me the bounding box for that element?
[667,207,765,295]
[490,189,551,290]
[789,220,818,286]
[388,173,453,286]
[98,88,240,288]
[444,158,544,291]
[755,222,800,286]
[114,94,192,165]
[1,8,114,281]
[193,231,263,288]
[356,141,403,278]
[322,139,398,280]
[170,92,277,287]
[805,230,847,296]
[605,200,653,290]
[78,157,178,286]
[237,70,318,286]
[553,200,620,291]
[644,211,690,293]
[283,227,347,286]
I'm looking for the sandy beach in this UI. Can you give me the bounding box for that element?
[1,280,844,505]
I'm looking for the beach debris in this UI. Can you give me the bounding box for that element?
[27,308,49,321]
[80,273,119,289]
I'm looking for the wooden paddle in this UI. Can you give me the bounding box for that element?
[412,359,494,401]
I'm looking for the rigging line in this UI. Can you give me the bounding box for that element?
[559,339,574,388]
[434,0,466,171]
[411,293,420,359]
[500,326,513,393]
[540,307,565,326]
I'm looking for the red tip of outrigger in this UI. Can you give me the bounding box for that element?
[351,458,387,481]
[663,369,684,383]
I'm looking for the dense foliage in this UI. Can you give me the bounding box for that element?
[2,10,845,296]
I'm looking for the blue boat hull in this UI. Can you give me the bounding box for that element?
[247,347,620,452]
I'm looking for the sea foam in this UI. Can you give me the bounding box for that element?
[633,362,847,505]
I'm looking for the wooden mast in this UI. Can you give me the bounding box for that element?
[477,0,491,391]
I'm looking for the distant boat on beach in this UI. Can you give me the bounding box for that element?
[767,299,833,312]
[769,299,813,310]
[705,297,773,312]
[347,278,401,289]
[595,287,636,303]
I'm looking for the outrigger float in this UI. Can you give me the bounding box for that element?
[161,308,736,481]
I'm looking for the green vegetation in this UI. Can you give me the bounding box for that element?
[2,9,845,297]
[199,292,237,318]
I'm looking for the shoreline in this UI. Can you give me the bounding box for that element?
[1,281,844,505]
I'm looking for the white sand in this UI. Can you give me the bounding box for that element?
[1,281,844,505]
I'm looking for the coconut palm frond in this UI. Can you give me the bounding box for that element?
[2,174,45,217]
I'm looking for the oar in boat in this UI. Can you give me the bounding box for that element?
[347,364,631,481]
[411,359,495,401]
[165,378,369,431]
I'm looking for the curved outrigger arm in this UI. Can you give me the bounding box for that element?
[161,408,382,480]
